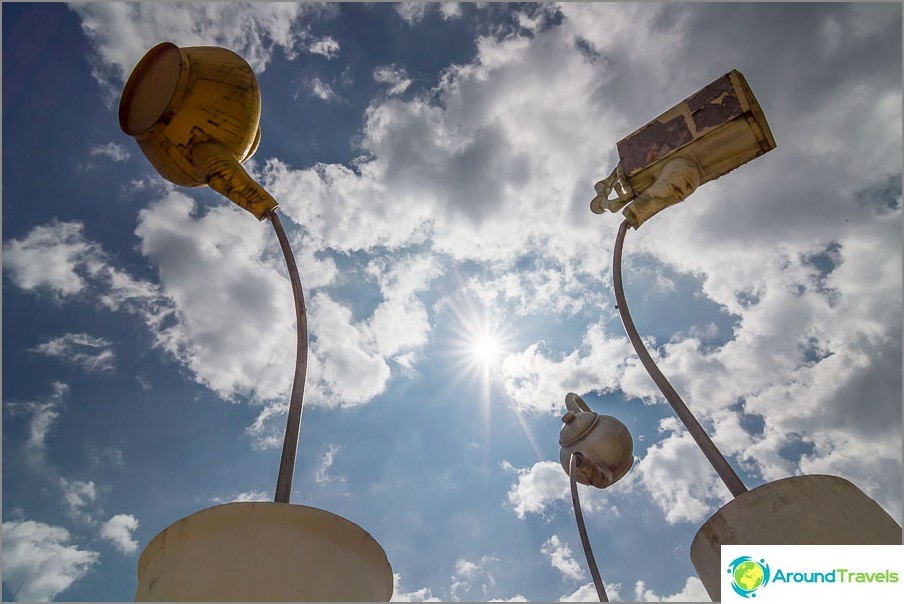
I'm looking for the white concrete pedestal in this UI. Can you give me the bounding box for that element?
[690,474,902,601]
[134,502,393,601]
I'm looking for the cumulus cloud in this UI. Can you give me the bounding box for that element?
[2,219,170,316]
[632,419,731,524]
[391,573,442,602]
[560,581,622,602]
[374,64,412,95]
[99,514,139,555]
[541,535,586,581]
[70,2,338,100]
[562,577,706,602]
[634,576,709,602]
[464,261,604,318]
[32,333,116,373]
[258,12,617,265]
[134,192,301,403]
[501,325,637,414]
[133,189,441,424]
[3,220,108,299]
[450,555,499,601]
[504,460,569,519]
[1,519,100,602]
[502,459,621,521]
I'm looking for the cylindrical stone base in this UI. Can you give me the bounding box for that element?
[690,474,902,601]
[134,502,393,601]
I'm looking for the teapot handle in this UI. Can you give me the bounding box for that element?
[565,392,592,414]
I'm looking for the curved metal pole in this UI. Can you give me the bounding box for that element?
[570,453,608,602]
[613,220,747,498]
[269,210,308,504]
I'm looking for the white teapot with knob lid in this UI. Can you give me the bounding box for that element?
[559,393,634,489]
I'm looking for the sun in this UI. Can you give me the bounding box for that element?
[443,297,515,384]
[470,331,502,366]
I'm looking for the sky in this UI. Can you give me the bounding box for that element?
[1,2,901,602]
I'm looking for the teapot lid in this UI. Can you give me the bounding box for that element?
[559,410,599,447]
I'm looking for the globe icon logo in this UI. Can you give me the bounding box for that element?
[727,556,770,598]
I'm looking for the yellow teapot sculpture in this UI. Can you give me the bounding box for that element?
[119,41,277,220]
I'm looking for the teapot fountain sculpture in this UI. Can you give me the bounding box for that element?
[119,42,392,601]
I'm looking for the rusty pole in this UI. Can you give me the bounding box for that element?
[270,211,308,504]
[613,220,748,498]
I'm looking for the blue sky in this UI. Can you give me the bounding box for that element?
[2,2,901,602]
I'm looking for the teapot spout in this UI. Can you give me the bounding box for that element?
[192,141,278,220]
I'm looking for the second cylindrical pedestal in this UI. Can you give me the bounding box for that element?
[690,474,902,601]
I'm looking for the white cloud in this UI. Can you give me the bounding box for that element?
[391,573,442,602]
[374,64,412,95]
[309,76,338,102]
[99,514,139,555]
[134,192,300,403]
[634,576,709,602]
[59,478,99,526]
[439,4,463,21]
[32,333,116,373]
[209,490,270,504]
[503,459,625,522]
[560,581,622,602]
[89,142,130,162]
[1,519,100,602]
[632,419,730,525]
[307,35,339,59]
[501,325,636,414]
[2,219,171,319]
[395,3,429,25]
[505,460,569,519]
[258,15,616,265]
[366,254,443,359]
[541,535,586,581]
[3,221,107,298]
[305,291,393,405]
[315,444,344,484]
[4,382,68,469]
[133,190,441,422]
[71,2,337,100]
[464,263,602,318]
[450,555,498,601]
[5,385,115,529]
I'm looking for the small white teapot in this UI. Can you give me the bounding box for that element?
[559,393,633,489]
